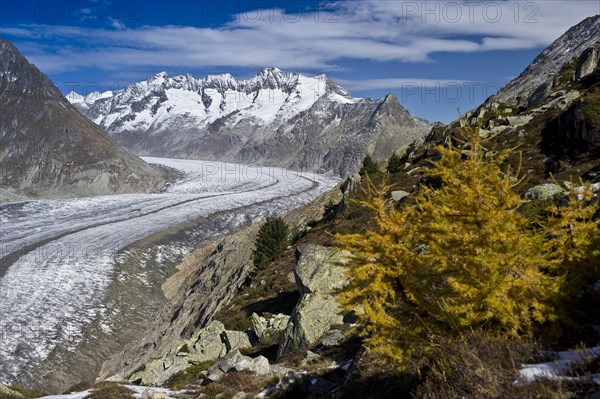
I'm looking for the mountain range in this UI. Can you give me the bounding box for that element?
[68,68,431,176]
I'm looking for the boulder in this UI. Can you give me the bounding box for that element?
[206,350,270,382]
[130,359,165,386]
[390,190,409,202]
[251,313,290,340]
[130,320,229,385]
[524,183,566,201]
[141,389,168,399]
[321,330,346,347]
[188,320,228,363]
[507,114,534,127]
[278,245,351,358]
[278,294,345,357]
[294,244,352,295]
[275,370,310,394]
[222,330,253,352]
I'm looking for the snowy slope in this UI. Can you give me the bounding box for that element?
[0,158,338,388]
[68,68,348,134]
[68,68,431,176]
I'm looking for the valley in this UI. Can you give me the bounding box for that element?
[0,158,338,389]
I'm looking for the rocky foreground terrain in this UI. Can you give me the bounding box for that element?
[0,39,164,203]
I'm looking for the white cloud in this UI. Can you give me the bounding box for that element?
[109,18,126,30]
[0,0,597,74]
[336,78,480,91]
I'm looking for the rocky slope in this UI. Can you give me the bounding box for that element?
[68,68,430,176]
[98,185,345,384]
[494,15,600,106]
[0,38,164,202]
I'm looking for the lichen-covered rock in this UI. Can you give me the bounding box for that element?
[188,320,228,364]
[507,115,534,127]
[206,350,270,382]
[251,313,290,340]
[222,330,253,352]
[141,389,169,399]
[278,245,351,358]
[278,294,344,357]
[524,183,566,201]
[129,320,230,385]
[130,359,165,386]
[294,244,352,295]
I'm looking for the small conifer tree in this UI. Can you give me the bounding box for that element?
[359,154,379,177]
[253,217,289,273]
[386,152,403,174]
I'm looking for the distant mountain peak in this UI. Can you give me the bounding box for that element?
[67,68,429,176]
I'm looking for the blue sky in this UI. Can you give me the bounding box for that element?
[1,0,598,122]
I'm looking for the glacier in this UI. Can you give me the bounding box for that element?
[0,158,338,386]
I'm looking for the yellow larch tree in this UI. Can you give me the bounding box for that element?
[336,123,598,367]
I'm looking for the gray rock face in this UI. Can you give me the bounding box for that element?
[494,16,600,106]
[128,320,256,386]
[206,350,270,382]
[576,46,600,81]
[68,69,430,176]
[99,187,344,384]
[188,321,228,364]
[0,39,164,202]
[278,244,351,358]
[251,313,290,341]
[390,190,410,202]
[294,244,352,295]
[222,330,253,352]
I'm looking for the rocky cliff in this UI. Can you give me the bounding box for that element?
[98,185,344,382]
[494,15,600,106]
[0,38,164,202]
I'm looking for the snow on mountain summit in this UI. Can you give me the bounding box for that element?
[69,68,353,132]
[69,68,430,176]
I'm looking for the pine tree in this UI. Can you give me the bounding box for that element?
[253,217,290,273]
[335,123,600,367]
[386,152,403,174]
[359,155,379,177]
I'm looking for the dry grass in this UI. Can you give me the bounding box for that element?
[0,386,47,399]
[201,371,279,398]
[416,331,599,399]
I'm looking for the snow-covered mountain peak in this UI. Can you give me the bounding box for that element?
[67,68,430,176]
[150,71,169,82]
[202,73,237,90]
[66,90,114,107]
